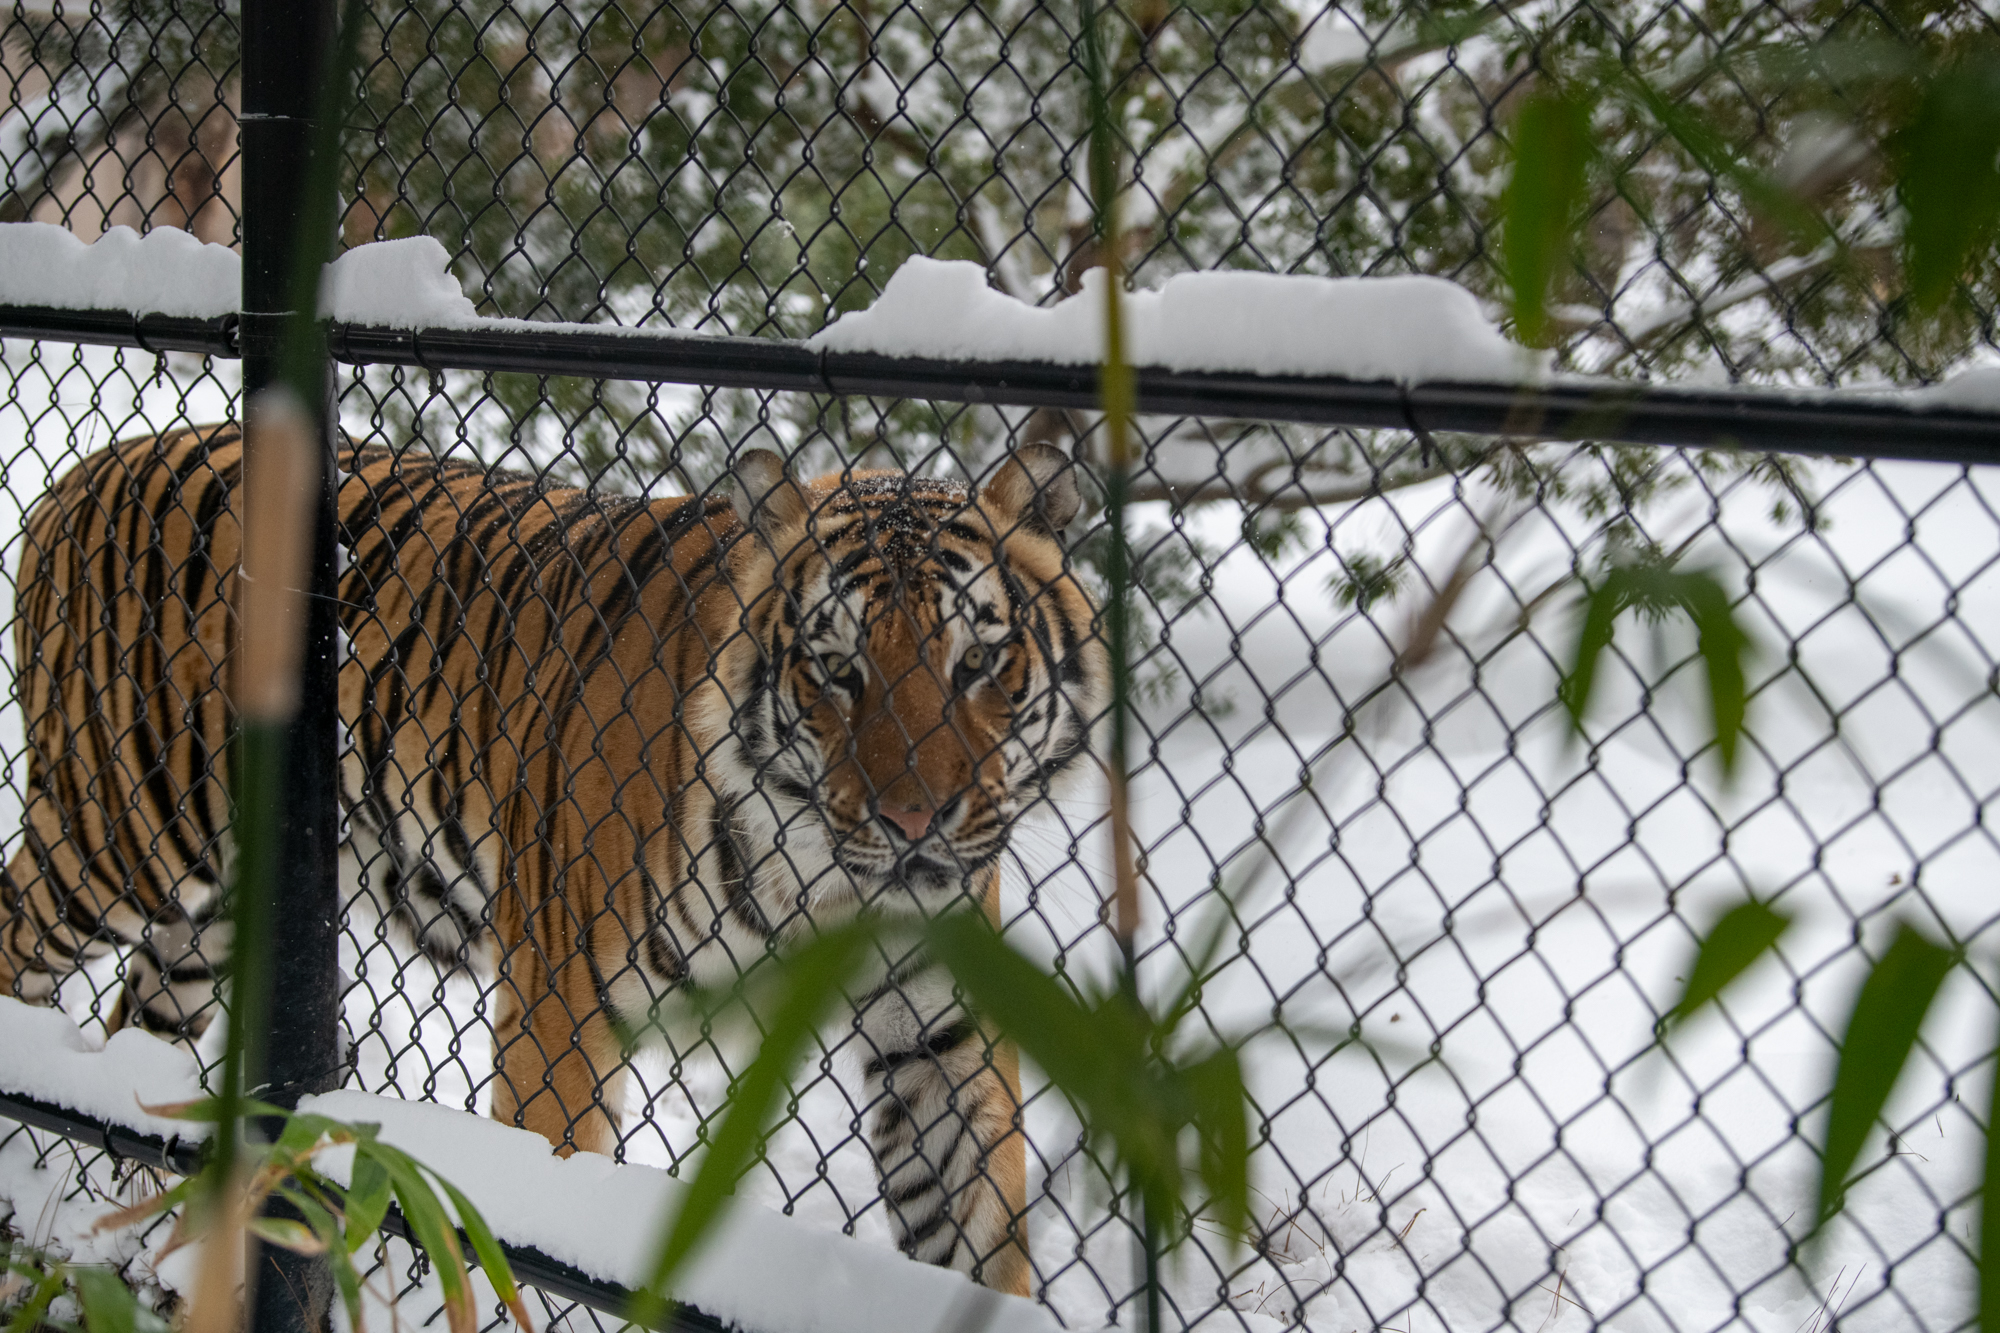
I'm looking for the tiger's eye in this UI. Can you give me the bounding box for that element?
[819,652,861,690]
[960,644,987,673]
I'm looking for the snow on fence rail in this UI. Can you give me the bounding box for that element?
[2,997,1067,1333]
[0,227,1996,462]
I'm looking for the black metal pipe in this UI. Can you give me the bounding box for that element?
[5,304,2000,464]
[0,1092,728,1333]
[327,322,2000,463]
[241,0,343,1330]
[239,0,343,1117]
[0,1090,208,1176]
[0,305,238,356]
[327,322,826,393]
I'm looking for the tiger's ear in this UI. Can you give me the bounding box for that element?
[981,444,1080,538]
[730,449,809,537]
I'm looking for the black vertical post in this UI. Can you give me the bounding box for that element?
[241,1,343,1331]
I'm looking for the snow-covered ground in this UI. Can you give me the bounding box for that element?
[0,332,1995,1333]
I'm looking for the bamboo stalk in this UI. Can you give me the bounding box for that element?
[237,389,319,724]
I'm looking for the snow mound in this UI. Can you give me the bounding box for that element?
[808,257,1550,383]
[319,236,482,329]
[301,1089,1066,1333]
[0,226,485,330]
[0,222,239,319]
[1907,365,2000,410]
[0,995,205,1138]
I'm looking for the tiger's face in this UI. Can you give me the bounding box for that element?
[710,445,1105,913]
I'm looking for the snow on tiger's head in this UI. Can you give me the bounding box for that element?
[711,445,1107,904]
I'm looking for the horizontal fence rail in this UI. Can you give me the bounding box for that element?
[1,306,1995,464]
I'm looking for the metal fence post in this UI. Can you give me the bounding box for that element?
[241,1,343,1331]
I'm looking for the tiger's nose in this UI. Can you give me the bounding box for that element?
[880,803,934,842]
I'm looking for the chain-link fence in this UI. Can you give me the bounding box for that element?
[2,1,1999,1331]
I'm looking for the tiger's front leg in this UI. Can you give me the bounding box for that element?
[490,924,630,1159]
[855,936,1031,1294]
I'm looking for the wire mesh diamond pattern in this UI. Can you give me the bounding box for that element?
[0,1,1996,1332]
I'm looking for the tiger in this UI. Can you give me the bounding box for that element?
[0,423,1106,1294]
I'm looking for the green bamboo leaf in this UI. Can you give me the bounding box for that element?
[343,1153,393,1255]
[1895,57,2000,312]
[1503,88,1593,345]
[369,1147,474,1320]
[275,1112,341,1158]
[72,1268,167,1333]
[1678,572,1750,778]
[931,914,1250,1251]
[1179,1047,1250,1248]
[1981,1011,2000,1333]
[927,913,1143,1123]
[1161,888,1254,1036]
[1561,568,1628,732]
[275,1184,343,1249]
[434,1176,534,1331]
[1564,564,1751,779]
[3,1251,52,1281]
[1815,922,1957,1226]
[247,1216,327,1255]
[1666,899,1793,1029]
[631,921,873,1328]
[328,1243,367,1333]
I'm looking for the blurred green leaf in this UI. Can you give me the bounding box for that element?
[274,1185,342,1250]
[631,922,873,1327]
[928,913,1133,1114]
[1561,570,1623,733]
[328,1245,367,1333]
[1815,922,1957,1227]
[1666,899,1793,1029]
[275,1111,343,1158]
[71,1268,167,1333]
[1893,56,2000,312]
[435,1176,535,1332]
[1180,1048,1250,1245]
[1678,573,1749,775]
[1503,87,1592,345]
[368,1145,477,1333]
[1610,70,1824,244]
[246,1216,326,1255]
[1982,1010,2000,1333]
[1751,36,1926,88]
[929,913,1252,1251]
[1,1257,64,1333]
[138,1095,290,1124]
[343,1153,393,1254]
[1562,563,1751,780]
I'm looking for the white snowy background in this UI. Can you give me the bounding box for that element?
[0,239,1995,1333]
